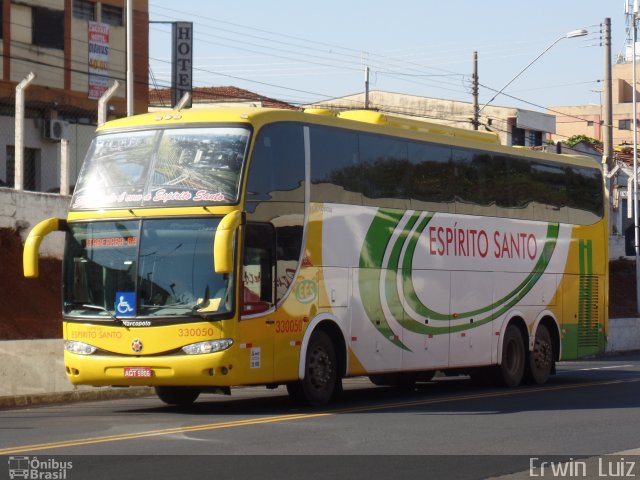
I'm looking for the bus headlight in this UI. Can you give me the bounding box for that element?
[65,340,97,355]
[182,339,233,355]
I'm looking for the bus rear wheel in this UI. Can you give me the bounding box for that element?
[526,324,554,385]
[287,330,340,406]
[497,325,526,387]
[155,386,201,406]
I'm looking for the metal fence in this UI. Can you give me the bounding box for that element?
[0,102,110,196]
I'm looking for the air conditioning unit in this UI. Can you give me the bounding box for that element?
[43,119,69,141]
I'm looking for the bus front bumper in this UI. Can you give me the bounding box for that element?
[63,350,237,387]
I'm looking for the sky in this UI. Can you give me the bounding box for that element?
[148,1,629,113]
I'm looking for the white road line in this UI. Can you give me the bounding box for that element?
[556,364,636,374]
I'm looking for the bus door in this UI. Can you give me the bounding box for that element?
[236,222,276,383]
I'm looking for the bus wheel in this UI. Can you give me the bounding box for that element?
[287,330,339,406]
[498,325,525,387]
[527,324,554,385]
[155,386,201,406]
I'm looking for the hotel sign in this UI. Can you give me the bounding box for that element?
[171,22,193,108]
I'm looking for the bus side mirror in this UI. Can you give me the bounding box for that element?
[23,217,67,278]
[214,210,245,274]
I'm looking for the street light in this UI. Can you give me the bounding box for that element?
[478,28,589,113]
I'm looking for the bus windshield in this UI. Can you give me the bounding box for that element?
[71,126,250,210]
[63,217,234,320]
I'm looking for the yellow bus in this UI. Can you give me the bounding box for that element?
[24,107,607,406]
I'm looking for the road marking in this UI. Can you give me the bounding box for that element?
[556,364,635,374]
[1,377,639,455]
[334,377,640,415]
[577,364,634,371]
[0,412,331,455]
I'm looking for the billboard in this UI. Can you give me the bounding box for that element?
[88,21,110,100]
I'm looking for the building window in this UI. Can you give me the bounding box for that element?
[528,130,543,147]
[73,0,96,21]
[32,7,64,50]
[102,4,123,26]
[619,119,632,130]
[511,127,525,146]
[6,146,39,191]
[587,121,594,127]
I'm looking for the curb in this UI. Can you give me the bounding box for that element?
[0,387,154,409]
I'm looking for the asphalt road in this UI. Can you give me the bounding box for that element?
[2,354,640,479]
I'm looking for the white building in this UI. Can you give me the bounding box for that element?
[308,90,557,148]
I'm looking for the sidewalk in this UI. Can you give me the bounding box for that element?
[0,386,154,408]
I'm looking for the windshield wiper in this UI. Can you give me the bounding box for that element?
[64,302,123,325]
[191,286,218,319]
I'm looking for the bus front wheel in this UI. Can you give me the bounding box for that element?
[287,330,340,406]
[155,386,201,406]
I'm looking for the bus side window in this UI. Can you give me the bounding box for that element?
[242,223,275,315]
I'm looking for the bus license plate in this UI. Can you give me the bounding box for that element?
[124,367,152,378]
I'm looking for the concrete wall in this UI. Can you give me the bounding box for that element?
[0,339,152,407]
[0,188,69,258]
[0,190,154,406]
[610,235,626,259]
[606,318,640,353]
[0,339,84,397]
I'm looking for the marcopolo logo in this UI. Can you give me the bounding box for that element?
[8,456,73,479]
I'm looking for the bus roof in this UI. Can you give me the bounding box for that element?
[99,107,498,142]
[98,107,600,171]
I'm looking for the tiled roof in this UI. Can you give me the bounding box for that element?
[148,86,299,110]
[565,141,634,167]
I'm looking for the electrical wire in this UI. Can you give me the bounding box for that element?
[2,3,623,145]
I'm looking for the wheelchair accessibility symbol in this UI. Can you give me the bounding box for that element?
[115,292,136,317]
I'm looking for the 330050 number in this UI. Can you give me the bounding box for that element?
[178,328,215,337]
[275,319,304,334]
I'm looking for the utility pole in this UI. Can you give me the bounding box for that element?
[364,65,370,109]
[603,17,613,170]
[603,18,614,242]
[126,0,134,116]
[472,51,479,130]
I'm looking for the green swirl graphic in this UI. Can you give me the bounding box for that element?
[358,208,559,351]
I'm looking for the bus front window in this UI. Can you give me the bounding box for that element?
[63,218,234,320]
[71,127,250,210]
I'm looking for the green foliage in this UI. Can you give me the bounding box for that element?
[564,135,603,148]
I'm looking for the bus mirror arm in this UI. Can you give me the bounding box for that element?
[214,210,245,274]
[23,217,67,278]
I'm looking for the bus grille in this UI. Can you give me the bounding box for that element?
[578,274,599,347]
